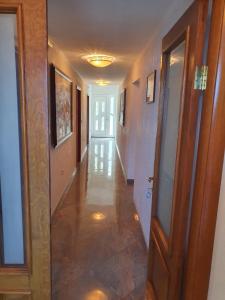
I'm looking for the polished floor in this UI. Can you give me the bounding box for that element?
[51,138,148,300]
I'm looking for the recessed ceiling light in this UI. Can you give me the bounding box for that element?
[83,54,115,68]
[96,80,111,86]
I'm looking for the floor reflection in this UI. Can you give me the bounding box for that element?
[51,138,148,300]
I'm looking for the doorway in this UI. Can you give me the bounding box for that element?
[91,94,116,138]
[147,1,209,299]
[77,88,82,163]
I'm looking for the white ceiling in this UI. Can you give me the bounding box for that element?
[48,0,166,84]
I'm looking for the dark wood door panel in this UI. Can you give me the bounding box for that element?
[148,1,209,299]
[151,238,169,300]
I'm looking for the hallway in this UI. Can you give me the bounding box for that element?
[51,139,148,300]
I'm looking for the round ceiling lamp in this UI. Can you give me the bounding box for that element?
[83,54,115,68]
[96,80,111,86]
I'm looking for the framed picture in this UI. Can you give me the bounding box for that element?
[50,64,73,147]
[146,70,156,103]
[119,89,126,126]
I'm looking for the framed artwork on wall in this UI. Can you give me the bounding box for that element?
[146,70,156,103]
[119,89,126,126]
[50,64,73,147]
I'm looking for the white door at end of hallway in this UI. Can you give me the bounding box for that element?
[91,95,115,138]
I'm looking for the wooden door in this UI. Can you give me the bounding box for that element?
[77,88,82,163]
[87,95,90,144]
[148,1,208,299]
[0,1,51,299]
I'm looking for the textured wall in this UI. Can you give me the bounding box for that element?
[48,46,88,215]
[208,157,225,300]
[116,0,194,245]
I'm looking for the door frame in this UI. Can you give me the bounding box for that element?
[183,0,225,298]
[87,95,90,144]
[91,93,117,138]
[76,87,82,163]
[0,0,51,299]
[147,1,209,299]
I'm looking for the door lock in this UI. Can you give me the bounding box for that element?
[147,176,154,183]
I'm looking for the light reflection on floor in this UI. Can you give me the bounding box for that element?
[51,138,148,300]
[84,289,109,300]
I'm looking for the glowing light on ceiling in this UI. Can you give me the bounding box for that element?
[84,289,108,300]
[96,80,111,86]
[92,212,106,221]
[83,54,115,68]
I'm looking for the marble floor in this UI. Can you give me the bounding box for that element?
[51,138,148,300]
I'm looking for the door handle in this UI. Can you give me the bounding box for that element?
[147,176,154,183]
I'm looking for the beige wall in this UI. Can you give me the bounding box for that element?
[208,155,225,300]
[48,45,88,215]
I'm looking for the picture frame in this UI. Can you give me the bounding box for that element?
[50,64,73,147]
[146,70,156,103]
[119,89,126,126]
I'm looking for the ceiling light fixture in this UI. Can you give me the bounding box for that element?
[96,80,111,86]
[92,212,106,221]
[83,54,115,68]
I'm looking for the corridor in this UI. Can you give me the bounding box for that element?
[51,139,148,300]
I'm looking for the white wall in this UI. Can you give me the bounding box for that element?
[116,0,194,245]
[0,14,24,264]
[208,155,225,300]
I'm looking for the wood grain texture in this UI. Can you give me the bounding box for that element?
[148,1,209,299]
[0,0,51,298]
[23,0,51,298]
[183,0,225,299]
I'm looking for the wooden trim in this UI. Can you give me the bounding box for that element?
[0,2,31,273]
[81,146,88,163]
[183,0,225,299]
[146,281,156,300]
[148,1,209,299]
[87,95,90,144]
[76,88,82,163]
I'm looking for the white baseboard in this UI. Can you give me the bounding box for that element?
[81,145,88,162]
[115,143,127,182]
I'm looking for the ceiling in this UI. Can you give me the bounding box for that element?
[48,0,166,84]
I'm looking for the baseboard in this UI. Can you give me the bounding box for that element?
[51,167,77,217]
[115,143,135,185]
[115,143,127,182]
[81,145,88,162]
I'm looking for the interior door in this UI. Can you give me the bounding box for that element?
[77,88,82,162]
[0,1,50,299]
[148,1,208,299]
[92,95,108,137]
[92,95,115,138]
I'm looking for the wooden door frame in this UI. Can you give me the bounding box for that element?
[183,0,225,298]
[87,95,90,144]
[0,0,51,299]
[147,1,209,299]
[76,87,82,163]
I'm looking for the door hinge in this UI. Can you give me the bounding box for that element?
[194,65,208,91]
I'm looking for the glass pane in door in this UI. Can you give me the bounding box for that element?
[0,14,25,264]
[157,41,186,237]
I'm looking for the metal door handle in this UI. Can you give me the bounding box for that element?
[147,176,154,183]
